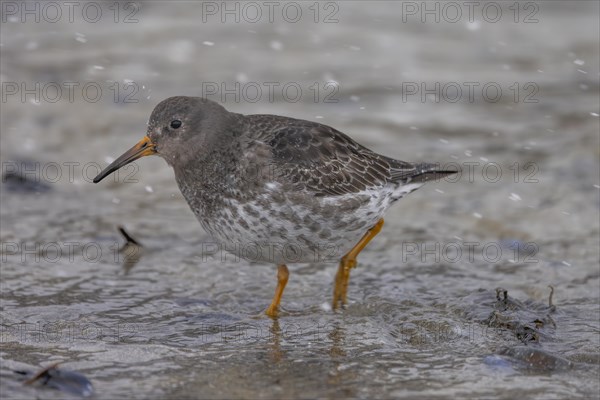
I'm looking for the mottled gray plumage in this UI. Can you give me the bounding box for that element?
[100,96,455,264]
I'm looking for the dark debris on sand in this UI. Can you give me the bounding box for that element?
[459,286,574,373]
[14,362,94,397]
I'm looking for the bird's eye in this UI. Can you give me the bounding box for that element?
[170,120,182,129]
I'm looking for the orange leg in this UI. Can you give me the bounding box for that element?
[333,218,384,309]
[265,264,289,318]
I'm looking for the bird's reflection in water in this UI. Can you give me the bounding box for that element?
[328,322,347,358]
[117,226,143,275]
[328,322,357,398]
[262,317,356,397]
[265,319,349,361]
[268,319,284,363]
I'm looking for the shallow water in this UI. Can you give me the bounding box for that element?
[1,1,599,399]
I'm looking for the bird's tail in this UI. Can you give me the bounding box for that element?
[389,162,459,183]
[408,163,458,183]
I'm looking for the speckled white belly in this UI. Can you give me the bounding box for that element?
[195,182,424,265]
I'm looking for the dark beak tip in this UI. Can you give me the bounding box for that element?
[92,167,115,184]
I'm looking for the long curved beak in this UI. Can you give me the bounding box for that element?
[93,136,156,183]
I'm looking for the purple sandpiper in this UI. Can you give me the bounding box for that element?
[94,97,456,317]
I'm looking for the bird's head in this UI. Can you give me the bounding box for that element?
[93,96,234,183]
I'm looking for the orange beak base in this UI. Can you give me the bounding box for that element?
[93,136,156,183]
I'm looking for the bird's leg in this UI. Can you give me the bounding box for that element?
[333,256,356,309]
[265,264,289,318]
[333,218,384,309]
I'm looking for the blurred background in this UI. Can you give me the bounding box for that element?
[1,1,599,399]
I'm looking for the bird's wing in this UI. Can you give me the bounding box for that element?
[245,115,422,196]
